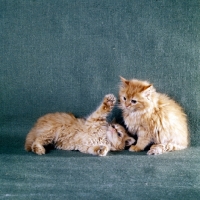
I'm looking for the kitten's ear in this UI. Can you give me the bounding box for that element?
[120,76,129,86]
[142,85,155,99]
[125,137,135,146]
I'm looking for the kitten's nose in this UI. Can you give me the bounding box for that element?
[125,102,131,107]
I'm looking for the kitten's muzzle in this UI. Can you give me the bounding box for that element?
[125,102,131,108]
[108,125,115,134]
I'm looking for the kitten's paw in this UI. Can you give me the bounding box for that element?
[147,145,163,155]
[147,149,161,155]
[103,94,116,110]
[32,143,45,155]
[97,145,109,156]
[129,145,142,152]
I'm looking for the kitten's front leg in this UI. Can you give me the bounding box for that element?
[86,94,116,123]
[102,94,116,112]
[97,94,116,116]
[147,143,186,155]
[88,145,109,156]
[129,136,151,152]
[147,144,165,155]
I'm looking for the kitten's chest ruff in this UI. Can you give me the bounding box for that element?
[124,113,140,133]
[124,112,151,134]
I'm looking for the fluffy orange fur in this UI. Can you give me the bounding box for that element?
[119,77,189,155]
[25,94,135,156]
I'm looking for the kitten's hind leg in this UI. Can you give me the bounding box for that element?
[31,130,56,155]
[32,141,46,155]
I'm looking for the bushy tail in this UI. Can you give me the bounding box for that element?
[24,129,36,152]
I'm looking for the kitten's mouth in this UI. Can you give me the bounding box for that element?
[107,125,117,141]
[124,106,136,112]
[107,125,115,136]
[107,126,123,151]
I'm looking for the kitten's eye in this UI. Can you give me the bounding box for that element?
[123,97,126,101]
[111,125,115,128]
[117,132,122,137]
[131,99,137,104]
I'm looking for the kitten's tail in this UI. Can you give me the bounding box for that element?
[24,129,36,152]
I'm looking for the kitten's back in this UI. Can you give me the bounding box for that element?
[156,93,189,144]
[25,112,80,151]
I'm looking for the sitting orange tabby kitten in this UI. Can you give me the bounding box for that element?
[25,94,135,156]
[119,77,189,155]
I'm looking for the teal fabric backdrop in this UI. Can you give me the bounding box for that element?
[0,0,200,199]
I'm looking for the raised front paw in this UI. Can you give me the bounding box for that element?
[97,145,109,156]
[103,94,116,110]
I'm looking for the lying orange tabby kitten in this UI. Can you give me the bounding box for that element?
[119,77,189,155]
[25,94,135,156]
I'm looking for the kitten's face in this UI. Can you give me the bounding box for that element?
[106,123,135,150]
[119,77,154,113]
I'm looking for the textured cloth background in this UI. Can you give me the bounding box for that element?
[0,0,200,199]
